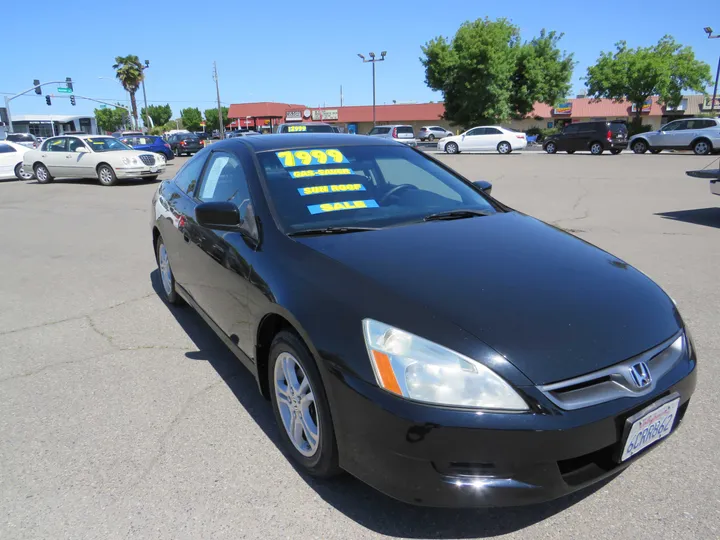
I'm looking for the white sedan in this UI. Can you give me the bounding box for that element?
[437,126,527,154]
[0,140,34,180]
[23,135,166,186]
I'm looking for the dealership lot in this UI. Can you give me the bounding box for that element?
[1,152,718,539]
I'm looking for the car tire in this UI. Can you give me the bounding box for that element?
[174,147,180,157]
[590,142,604,155]
[428,134,435,141]
[632,140,648,154]
[693,139,711,156]
[650,149,662,154]
[497,141,512,154]
[269,330,340,479]
[97,164,118,186]
[566,150,575,154]
[146,175,159,181]
[445,142,459,154]
[155,235,182,305]
[33,163,53,184]
[14,163,34,180]
[545,142,557,154]
[610,149,622,155]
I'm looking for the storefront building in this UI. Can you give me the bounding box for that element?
[8,114,98,137]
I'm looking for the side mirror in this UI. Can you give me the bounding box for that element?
[473,180,492,195]
[76,147,89,153]
[196,201,241,231]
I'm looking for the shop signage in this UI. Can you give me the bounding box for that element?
[286,110,303,121]
[702,96,720,111]
[311,109,339,121]
[303,109,311,119]
[554,102,572,115]
[630,99,653,113]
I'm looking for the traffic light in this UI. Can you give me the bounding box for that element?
[33,80,41,95]
[45,95,51,106]
[70,95,76,106]
[66,77,73,91]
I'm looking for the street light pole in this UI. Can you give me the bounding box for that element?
[141,60,151,130]
[705,27,720,114]
[358,51,386,126]
[213,61,225,139]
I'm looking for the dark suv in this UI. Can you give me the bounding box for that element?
[543,121,628,155]
[167,132,202,156]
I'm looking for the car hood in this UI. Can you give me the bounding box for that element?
[296,212,681,385]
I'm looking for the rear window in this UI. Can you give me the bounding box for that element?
[396,126,414,135]
[0,143,17,153]
[256,145,496,234]
[610,123,628,133]
[282,124,334,133]
[7,133,34,142]
[369,127,391,135]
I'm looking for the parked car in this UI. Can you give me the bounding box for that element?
[543,121,628,155]
[151,134,696,508]
[5,132,39,149]
[418,126,453,141]
[167,132,202,156]
[276,123,335,134]
[23,135,165,186]
[111,130,143,139]
[367,125,417,147]
[120,135,174,160]
[438,126,527,154]
[0,141,34,180]
[629,118,720,155]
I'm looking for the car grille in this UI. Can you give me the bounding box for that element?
[139,154,155,166]
[537,330,685,410]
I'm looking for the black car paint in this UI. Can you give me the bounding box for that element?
[544,122,628,153]
[151,134,695,507]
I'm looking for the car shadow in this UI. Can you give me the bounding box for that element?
[149,269,616,538]
[655,207,720,229]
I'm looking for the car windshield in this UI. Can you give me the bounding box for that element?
[85,137,132,152]
[257,144,498,234]
[284,125,335,133]
[8,134,33,141]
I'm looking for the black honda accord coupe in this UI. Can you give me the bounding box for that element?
[151,134,696,507]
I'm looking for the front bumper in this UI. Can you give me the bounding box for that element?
[115,165,166,179]
[328,354,696,507]
[609,141,628,150]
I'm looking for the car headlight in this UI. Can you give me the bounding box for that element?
[132,158,138,165]
[122,157,130,165]
[362,319,528,410]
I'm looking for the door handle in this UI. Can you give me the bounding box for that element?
[41,154,47,158]
[66,155,71,159]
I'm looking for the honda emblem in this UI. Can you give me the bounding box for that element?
[630,362,652,389]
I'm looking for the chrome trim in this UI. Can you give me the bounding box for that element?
[538,330,685,411]
[139,154,156,166]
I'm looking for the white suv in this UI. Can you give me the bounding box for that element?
[418,126,453,141]
[629,117,720,155]
[367,125,417,147]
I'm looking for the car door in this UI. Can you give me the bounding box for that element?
[557,124,578,151]
[661,120,691,148]
[66,137,95,178]
[0,143,20,178]
[40,138,70,176]
[483,127,504,150]
[573,123,595,151]
[459,128,485,150]
[182,150,258,355]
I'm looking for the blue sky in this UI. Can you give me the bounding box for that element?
[1,0,718,119]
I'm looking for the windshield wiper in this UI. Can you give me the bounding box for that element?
[288,226,379,237]
[423,209,493,222]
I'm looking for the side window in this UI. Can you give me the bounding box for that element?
[563,125,579,135]
[465,128,485,136]
[173,152,208,195]
[368,128,380,135]
[197,152,250,207]
[45,138,68,152]
[694,120,715,129]
[67,138,86,152]
[485,127,502,135]
[0,143,17,153]
[673,121,690,131]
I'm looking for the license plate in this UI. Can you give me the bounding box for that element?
[150,166,157,173]
[620,394,680,462]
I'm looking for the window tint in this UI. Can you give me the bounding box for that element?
[661,121,680,132]
[396,126,414,135]
[67,138,87,152]
[465,128,485,136]
[563,125,579,135]
[673,121,690,131]
[688,119,715,129]
[7,133,34,142]
[484,127,502,135]
[0,143,17,153]
[173,152,207,195]
[432,126,444,131]
[369,127,390,135]
[44,138,68,152]
[197,152,250,207]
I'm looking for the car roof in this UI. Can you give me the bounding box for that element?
[278,122,331,126]
[215,133,400,152]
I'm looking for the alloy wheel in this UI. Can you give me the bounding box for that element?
[274,352,320,457]
[99,167,114,185]
[446,142,459,154]
[591,143,603,155]
[694,141,710,155]
[498,142,511,154]
[158,243,173,297]
[545,143,556,154]
[632,141,647,154]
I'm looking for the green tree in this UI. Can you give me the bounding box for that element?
[585,36,711,127]
[180,107,202,131]
[94,106,129,133]
[421,18,574,127]
[141,104,172,128]
[204,107,230,132]
[112,55,145,129]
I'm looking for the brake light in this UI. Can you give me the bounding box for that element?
[516,135,525,139]
[180,141,186,146]
[164,143,171,149]
[392,127,398,138]
[607,130,612,141]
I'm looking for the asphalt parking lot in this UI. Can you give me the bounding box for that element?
[1,151,719,540]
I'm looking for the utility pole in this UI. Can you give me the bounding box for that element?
[705,28,720,114]
[141,60,152,130]
[213,62,225,139]
[357,52,387,126]
[340,85,343,107]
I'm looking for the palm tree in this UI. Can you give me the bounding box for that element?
[112,55,144,130]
